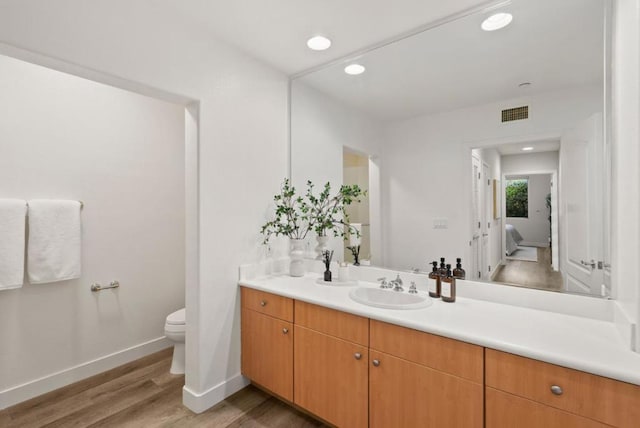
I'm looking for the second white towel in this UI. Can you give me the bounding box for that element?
[27,199,82,284]
[0,199,27,290]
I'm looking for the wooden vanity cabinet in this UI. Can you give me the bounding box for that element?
[240,288,294,401]
[240,287,640,428]
[294,301,369,428]
[369,320,484,428]
[486,349,640,428]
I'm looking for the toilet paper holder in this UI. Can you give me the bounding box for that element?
[91,280,120,292]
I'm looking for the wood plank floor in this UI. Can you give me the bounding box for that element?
[0,348,326,427]
[492,247,563,291]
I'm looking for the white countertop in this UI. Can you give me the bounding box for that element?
[239,273,640,386]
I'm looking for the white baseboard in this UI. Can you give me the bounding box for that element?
[613,302,637,352]
[520,241,549,248]
[490,261,503,281]
[182,373,250,414]
[0,336,171,410]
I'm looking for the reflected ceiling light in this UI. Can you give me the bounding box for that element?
[522,147,534,151]
[344,63,366,75]
[307,36,332,51]
[481,13,513,31]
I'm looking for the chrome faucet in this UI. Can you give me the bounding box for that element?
[377,277,392,289]
[390,274,404,292]
[408,281,418,294]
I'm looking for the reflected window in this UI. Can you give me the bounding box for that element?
[506,179,528,218]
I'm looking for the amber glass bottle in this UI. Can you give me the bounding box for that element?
[428,261,441,298]
[441,264,456,303]
[453,258,466,280]
[439,257,447,276]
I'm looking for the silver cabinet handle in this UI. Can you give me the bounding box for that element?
[282,328,288,334]
[260,300,267,306]
[354,353,362,360]
[550,385,563,395]
[372,359,380,367]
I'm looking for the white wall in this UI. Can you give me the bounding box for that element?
[0,0,288,412]
[291,81,384,262]
[501,151,560,175]
[505,174,552,247]
[382,85,601,271]
[611,0,640,348]
[0,55,184,405]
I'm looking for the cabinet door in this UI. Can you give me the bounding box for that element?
[486,387,608,428]
[241,308,293,401]
[294,325,368,428]
[370,350,483,428]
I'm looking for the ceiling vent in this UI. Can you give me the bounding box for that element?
[502,106,529,122]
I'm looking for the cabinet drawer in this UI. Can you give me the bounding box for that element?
[295,301,368,345]
[486,387,608,428]
[486,349,640,427]
[370,320,483,383]
[241,287,293,322]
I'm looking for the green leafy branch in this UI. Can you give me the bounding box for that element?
[260,179,366,244]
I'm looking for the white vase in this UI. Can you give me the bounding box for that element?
[315,235,329,260]
[290,238,306,277]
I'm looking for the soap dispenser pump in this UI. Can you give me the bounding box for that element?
[428,261,441,298]
[453,258,466,280]
[441,264,456,303]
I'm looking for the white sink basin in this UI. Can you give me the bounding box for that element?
[349,287,432,310]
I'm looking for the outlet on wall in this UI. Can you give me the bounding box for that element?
[433,218,448,229]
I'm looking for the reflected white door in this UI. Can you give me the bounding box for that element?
[482,163,491,279]
[560,113,604,295]
[471,155,481,280]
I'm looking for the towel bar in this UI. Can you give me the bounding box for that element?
[25,200,84,209]
[91,280,119,292]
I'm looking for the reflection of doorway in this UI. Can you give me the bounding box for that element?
[497,172,562,290]
[482,162,491,280]
[471,155,481,280]
[343,149,370,264]
[471,155,493,281]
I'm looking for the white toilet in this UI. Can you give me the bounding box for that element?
[164,308,186,374]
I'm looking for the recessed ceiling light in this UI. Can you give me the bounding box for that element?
[522,147,534,151]
[481,13,513,31]
[344,64,366,75]
[307,36,332,51]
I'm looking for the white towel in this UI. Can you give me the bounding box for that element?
[0,199,27,290]
[27,199,82,284]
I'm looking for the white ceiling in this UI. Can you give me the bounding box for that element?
[295,0,605,121]
[164,0,493,75]
[496,140,560,156]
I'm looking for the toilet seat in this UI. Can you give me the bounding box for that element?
[166,308,185,325]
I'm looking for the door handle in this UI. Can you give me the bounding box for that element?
[580,259,596,269]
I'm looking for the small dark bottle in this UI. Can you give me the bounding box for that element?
[428,261,441,298]
[439,257,447,276]
[453,258,466,280]
[324,269,332,282]
[441,264,456,303]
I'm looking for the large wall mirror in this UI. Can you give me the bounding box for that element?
[291,0,612,297]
